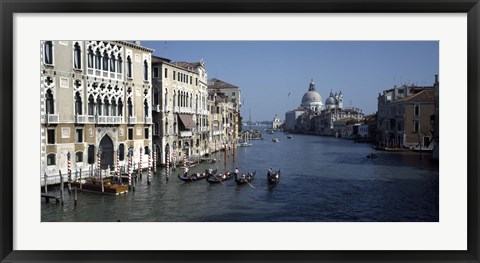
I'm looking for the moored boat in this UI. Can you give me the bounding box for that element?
[72,177,128,195]
[272,137,279,143]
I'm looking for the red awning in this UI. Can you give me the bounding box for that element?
[178,114,196,129]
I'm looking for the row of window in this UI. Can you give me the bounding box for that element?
[44,41,149,81]
[46,144,152,166]
[152,66,199,86]
[46,127,150,145]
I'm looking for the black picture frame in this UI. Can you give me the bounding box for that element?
[1,1,479,262]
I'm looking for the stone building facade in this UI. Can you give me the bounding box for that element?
[376,76,437,150]
[207,78,241,151]
[151,56,209,165]
[41,40,153,182]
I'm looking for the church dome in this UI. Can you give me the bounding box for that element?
[325,96,337,105]
[300,80,323,111]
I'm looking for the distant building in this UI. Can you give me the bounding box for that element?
[207,78,241,151]
[376,76,437,150]
[272,114,284,130]
[284,109,305,132]
[284,79,364,136]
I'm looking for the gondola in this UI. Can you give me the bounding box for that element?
[207,171,233,184]
[267,169,280,186]
[178,169,217,182]
[235,171,256,186]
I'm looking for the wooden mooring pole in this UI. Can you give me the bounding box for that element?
[44,172,48,193]
[74,187,77,206]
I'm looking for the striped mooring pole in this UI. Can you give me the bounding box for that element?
[139,148,143,179]
[147,151,152,185]
[128,151,132,188]
[153,146,157,174]
[97,148,102,178]
[166,152,170,177]
[173,148,177,169]
[116,149,121,184]
[67,152,72,192]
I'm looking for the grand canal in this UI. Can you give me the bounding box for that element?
[41,131,439,222]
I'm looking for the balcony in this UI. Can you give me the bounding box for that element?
[201,127,208,132]
[155,105,161,113]
[165,105,170,112]
[97,116,108,124]
[173,106,179,113]
[213,130,222,136]
[202,109,209,115]
[75,115,87,124]
[43,114,59,125]
[113,116,123,124]
[179,107,192,114]
[213,115,218,121]
[87,115,96,123]
[180,130,193,137]
[128,116,137,125]
[145,116,152,124]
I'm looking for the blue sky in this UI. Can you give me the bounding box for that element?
[143,41,438,121]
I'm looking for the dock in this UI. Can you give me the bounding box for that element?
[41,193,60,203]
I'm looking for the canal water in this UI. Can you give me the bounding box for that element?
[41,132,439,222]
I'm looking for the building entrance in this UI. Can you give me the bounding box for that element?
[100,135,114,169]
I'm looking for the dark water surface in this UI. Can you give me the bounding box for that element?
[41,133,439,222]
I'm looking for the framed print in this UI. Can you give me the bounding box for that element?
[1,0,479,262]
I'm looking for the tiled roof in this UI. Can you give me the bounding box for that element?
[208,78,239,89]
[152,55,171,63]
[392,89,435,103]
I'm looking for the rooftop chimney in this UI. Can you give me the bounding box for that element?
[434,74,439,84]
[134,41,141,46]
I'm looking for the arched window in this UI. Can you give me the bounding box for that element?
[88,95,94,115]
[95,50,101,69]
[74,92,82,115]
[118,98,123,116]
[47,153,56,166]
[117,55,123,74]
[111,98,117,116]
[96,96,102,116]
[87,47,94,68]
[74,42,81,69]
[144,99,149,118]
[104,98,110,116]
[143,60,148,81]
[44,41,53,65]
[103,51,109,71]
[45,89,54,114]
[110,54,116,72]
[126,56,132,78]
[173,91,176,107]
[127,98,133,117]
